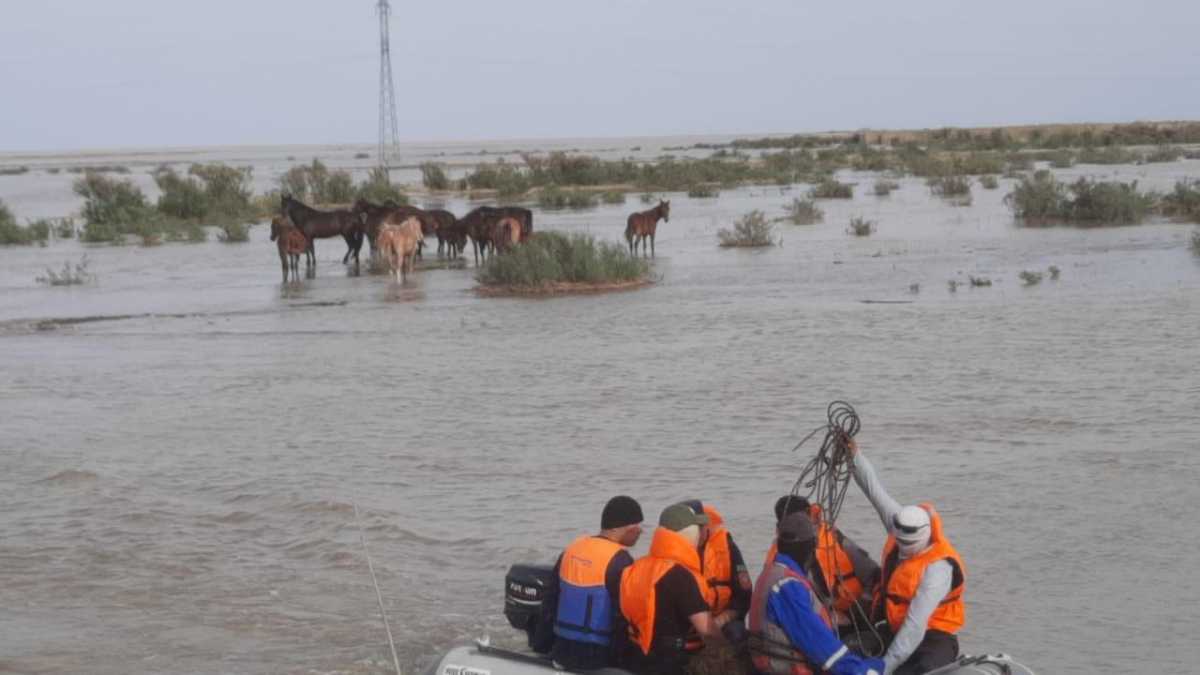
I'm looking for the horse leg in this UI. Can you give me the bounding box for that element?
[280,250,288,282]
[650,233,655,258]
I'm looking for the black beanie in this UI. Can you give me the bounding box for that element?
[601,495,644,530]
[774,495,810,522]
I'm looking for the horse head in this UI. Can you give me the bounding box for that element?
[659,200,670,222]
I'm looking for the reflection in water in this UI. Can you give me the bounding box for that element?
[0,155,1199,675]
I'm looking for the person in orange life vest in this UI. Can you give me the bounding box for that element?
[532,495,644,670]
[619,503,733,675]
[749,512,884,675]
[846,439,966,675]
[768,495,879,626]
[680,500,752,621]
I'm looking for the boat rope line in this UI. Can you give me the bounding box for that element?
[786,400,886,657]
[353,501,404,675]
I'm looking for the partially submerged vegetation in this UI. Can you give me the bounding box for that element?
[783,198,824,224]
[718,211,775,247]
[0,199,52,245]
[809,178,853,199]
[538,185,597,210]
[1005,171,1156,226]
[848,217,875,237]
[420,162,450,190]
[928,175,971,198]
[36,255,95,286]
[873,179,900,196]
[476,231,649,293]
[0,165,30,176]
[1161,180,1200,222]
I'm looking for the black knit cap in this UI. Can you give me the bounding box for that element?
[601,495,644,530]
[774,495,811,522]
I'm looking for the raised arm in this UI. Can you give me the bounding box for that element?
[848,442,901,533]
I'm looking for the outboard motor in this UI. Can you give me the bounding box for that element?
[503,563,554,642]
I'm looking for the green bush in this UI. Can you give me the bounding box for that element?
[155,163,255,220]
[420,162,451,190]
[718,210,775,247]
[1191,229,1200,255]
[783,198,824,224]
[466,159,530,196]
[1077,147,1139,165]
[928,175,971,197]
[0,199,33,245]
[601,190,626,205]
[1005,171,1155,225]
[809,178,853,199]
[477,231,648,287]
[356,167,408,205]
[687,184,718,198]
[54,218,76,239]
[1144,146,1182,163]
[217,222,249,243]
[979,175,1000,190]
[36,255,95,286]
[1048,149,1075,168]
[1162,180,1200,222]
[873,179,900,196]
[848,216,875,236]
[324,171,355,204]
[74,172,153,240]
[1019,270,1043,286]
[0,165,30,176]
[539,186,597,210]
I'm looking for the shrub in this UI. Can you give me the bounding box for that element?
[54,218,76,239]
[354,152,370,159]
[640,192,658,204]
[601,190,626,205]
[356,167,408,205]
[718,210,775,247]
[809,178,853,199]
[968,276,992,287]
[477,231,648,287]
[217,222,249,243]
[979,175,999,190]
[189,163,254,216]
[928,175,971,197]
[26,219,52,243]
[1019,270,1043,286]
[74,172,153,240]
[0,165,30,176]
[1048,150,1075,168]
[1161,180,1200,222]
[1004,171,1155,225]
[783,198,824,224]
[1004,171,1067,223]
[36,255,94,286]
[687,184,718,198]
[421,162,450,190]
[1191,230,1200,255]
[324,171,355,204]
[873,180,900,196]
[1144,146,1182,163]
[1077,147,1139,165]
[848,216,875,236]
[153,166,208,219]
[1048,265,1061,280]
[466,159,530,196]
[0,200,34,245]
[539,186,596,209]
[280,165,310,200]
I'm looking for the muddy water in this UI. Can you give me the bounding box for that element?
[1,147,1199,675]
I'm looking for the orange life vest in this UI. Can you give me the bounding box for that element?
[875,503,966,635]
[619,527,715,656]
[554,535,624,645]
[701,505,735,614]
[809,505,866,616]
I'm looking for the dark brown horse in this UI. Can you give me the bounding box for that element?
[350,199,436,260]
[270,215,309,282]
[281,195,363,267]
[459,206,535,265]
[427,209,458,257]
[625,200,669,257]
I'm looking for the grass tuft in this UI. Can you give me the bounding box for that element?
[848,216,875,237]
[1019,270,1043,286]
[36,255,95,286]
[477,231,648,287]
[874,179,900,196]
[783,198,824,224]
[809,178,853,199]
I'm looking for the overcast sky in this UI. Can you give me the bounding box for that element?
[2,0,1197,151]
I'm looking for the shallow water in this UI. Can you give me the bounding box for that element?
[1,144,1199,674]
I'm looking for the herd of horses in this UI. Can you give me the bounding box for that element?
[268,194,670,283]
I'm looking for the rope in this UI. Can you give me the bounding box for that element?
[785,401,886,657]
[353,501,404,675]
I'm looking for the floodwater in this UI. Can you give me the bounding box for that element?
[1,141,1199,675]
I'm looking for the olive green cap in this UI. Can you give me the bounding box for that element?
[659,503,709,532]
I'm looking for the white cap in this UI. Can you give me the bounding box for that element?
[893,505,931,558]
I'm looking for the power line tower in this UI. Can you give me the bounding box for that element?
[376,0,401,171]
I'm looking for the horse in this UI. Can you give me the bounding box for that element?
[459,206,534,265]
[625,200,670,257]
[491,217,523,254]
[269,216,309,282]
[281,195,363,267]
[478,205,533,241]
[428,209,458,257]
[351,199,436,260]
[375,216,424,283]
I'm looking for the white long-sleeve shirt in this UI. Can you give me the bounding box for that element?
[852,451,953,675]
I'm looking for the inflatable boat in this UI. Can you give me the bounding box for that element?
[420,564,1036,675]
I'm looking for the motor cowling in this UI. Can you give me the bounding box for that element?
[504,563,554,638]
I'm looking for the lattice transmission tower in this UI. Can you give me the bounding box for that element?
[376,0,401,171]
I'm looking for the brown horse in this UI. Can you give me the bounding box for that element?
[625,200,670,257]
[376,216,423,282]
[270,216,309,282]
[428,209,458,257]
[350,199,436,260]
[281,195,363,267]
[459,206,535,265]
[491,217,523,254]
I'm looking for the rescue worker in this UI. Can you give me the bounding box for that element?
[766,495,879,626]
[532,495,644,670]
[847,439,966,675]
[749,512,884,675]
[620,503,735,675]
[682,500,752,675]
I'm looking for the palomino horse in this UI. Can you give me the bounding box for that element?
[376,216,423,283]
[269,216,309,282]
[281,195,363,267]
[491,217,523,254]
[625,200,670,257]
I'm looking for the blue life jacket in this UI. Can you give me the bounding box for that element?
[554,536,623,645]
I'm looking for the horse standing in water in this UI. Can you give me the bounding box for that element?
[490,217,523,254]
[281,195,363,268]
[375,216,424,283]
[625,200,670,257]
[269,216,309,282]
